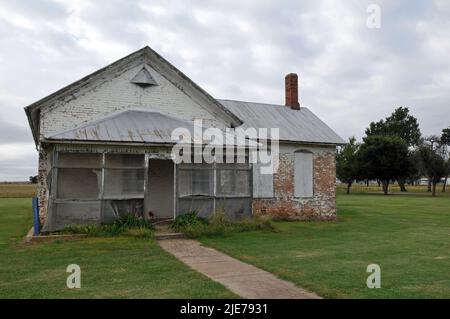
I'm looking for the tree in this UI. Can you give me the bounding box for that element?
[441,126,450,192]
[417,145,448,197]
[357,136,410,195]
[365,107,421,192]
[336,137,360,194]
[29,175,38,184]
[441,126,450,145]
[365,107,421,146]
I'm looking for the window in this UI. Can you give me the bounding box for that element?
[294,151,314,198]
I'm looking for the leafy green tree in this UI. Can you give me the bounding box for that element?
[441,126,450,191]
[365,107,421,146]
[417,145,448,197]
[336,137,360,194]
[357,136,410,195]
[365,107,421,191]
[441,126,450,145]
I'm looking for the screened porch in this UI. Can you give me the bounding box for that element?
[44,150,252,231]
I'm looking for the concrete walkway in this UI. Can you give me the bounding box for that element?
[158,239,321,299]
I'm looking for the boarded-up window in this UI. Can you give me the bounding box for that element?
[252,162,274,198]
[294,151,313,198]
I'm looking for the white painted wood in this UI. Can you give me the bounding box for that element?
[294,151,313,198]
[253,162,274,198]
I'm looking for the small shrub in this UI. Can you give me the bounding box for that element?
[172,211,208,231]
[175,210,276,238]
[113,214,154,229]
[63,214,154,238]
[63,224,101,235]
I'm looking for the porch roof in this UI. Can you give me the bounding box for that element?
[47,109,259,147]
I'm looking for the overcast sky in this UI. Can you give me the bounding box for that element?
[1,0,450,181]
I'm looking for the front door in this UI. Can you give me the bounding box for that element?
[145,159,174,219]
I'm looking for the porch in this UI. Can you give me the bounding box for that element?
[43,145,252,232]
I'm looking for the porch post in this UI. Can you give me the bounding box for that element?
[173,161,177,220]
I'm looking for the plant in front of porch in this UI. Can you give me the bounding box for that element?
[173,209,276,238]
[62,214,154,238]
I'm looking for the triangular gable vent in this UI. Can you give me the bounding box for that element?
[130,66,158,87]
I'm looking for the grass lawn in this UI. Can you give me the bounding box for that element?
[0,198,236,298]
[200,194,450,298]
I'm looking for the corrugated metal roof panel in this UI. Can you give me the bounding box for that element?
[219,99,345,145]
[47,109,259,147]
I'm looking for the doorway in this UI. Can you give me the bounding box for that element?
[145,159,175,220]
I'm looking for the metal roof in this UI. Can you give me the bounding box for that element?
[219,99,345,145]
[47,109,258,147]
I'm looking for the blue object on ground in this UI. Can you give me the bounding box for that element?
[32,197,40,236]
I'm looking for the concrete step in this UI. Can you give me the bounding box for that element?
[151,218,174,226]
[155,232,186,240]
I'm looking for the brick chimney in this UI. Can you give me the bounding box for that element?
[285,73,300,110]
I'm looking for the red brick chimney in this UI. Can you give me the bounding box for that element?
[285,73,300,110]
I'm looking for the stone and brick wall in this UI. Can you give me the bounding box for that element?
[252,145,337,220]
[37,144,52,226]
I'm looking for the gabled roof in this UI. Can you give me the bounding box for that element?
[47,109,258,147]
[219,99,345,145]
[25,46,242,146]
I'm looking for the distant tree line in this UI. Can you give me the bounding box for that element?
[337,107,450,196]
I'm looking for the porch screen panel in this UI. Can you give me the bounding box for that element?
[50,153,103,231]
[216,168,250,196]
[102,154,146,220]
[57,153,102,199]
[103,154,145,199]
[177,198,214,218]
[177,163,214,217]
[215,162,251,219]
[177,161,251,219]
[57,168,101,199]
[54,201,101,230]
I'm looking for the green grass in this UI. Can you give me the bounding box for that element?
[337,183,450,195]
[0,198,236,298]
[199,194,450,298]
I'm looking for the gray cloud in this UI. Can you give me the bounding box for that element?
[1,0,450,180]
